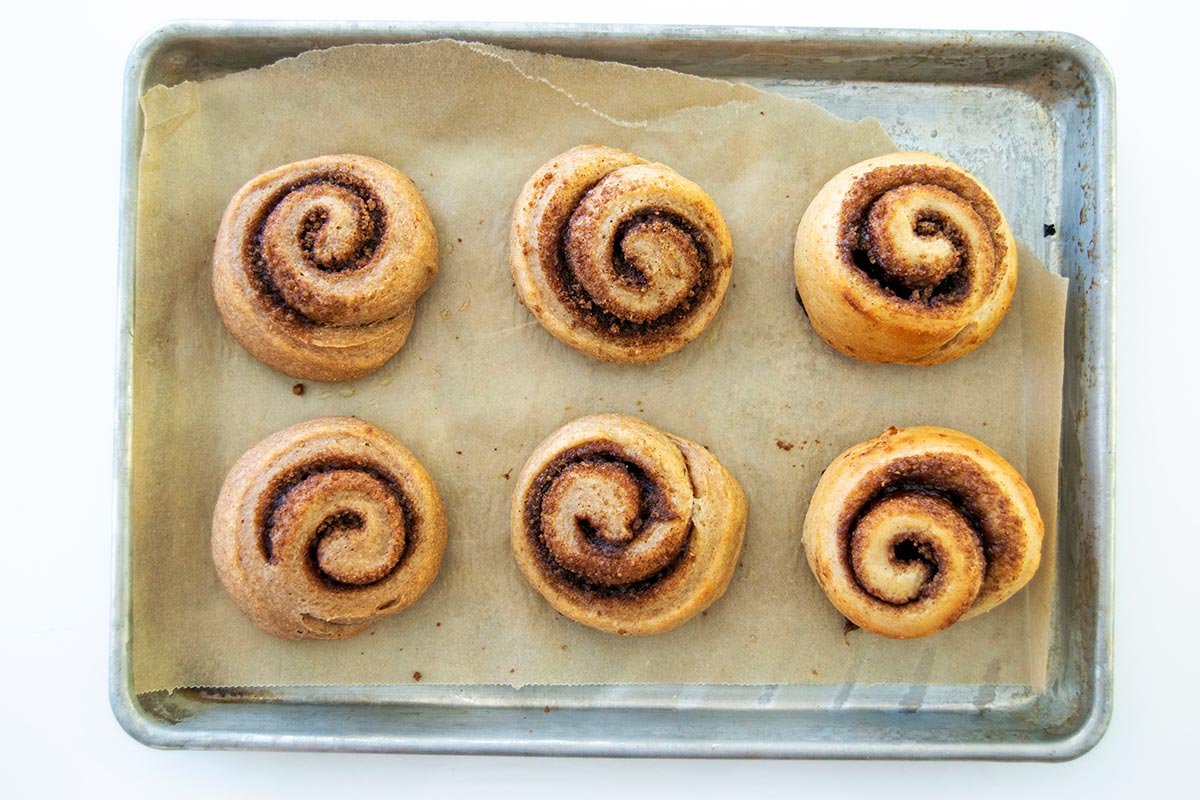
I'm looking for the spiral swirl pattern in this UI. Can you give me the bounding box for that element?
[802,426,1043,639]
[510,145,734,363]
[511,414,747,635]
[794,152,1017,365]
[211,417,447,639]
[213,155,439,381]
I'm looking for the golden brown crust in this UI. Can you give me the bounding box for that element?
[511,414,747,635]
[509,145,734,363]
[212,155,438,381]
[801,426,1043,639]
[794,152,1017,365]
[211,416,447,639]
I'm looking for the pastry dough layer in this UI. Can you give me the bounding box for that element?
[212,155,438,381]
[802,426,1043,639]
[794,152,1017,365]
[510,145,734,363]
[211,416,447,639]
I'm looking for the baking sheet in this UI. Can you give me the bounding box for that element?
[130,39,1066,695]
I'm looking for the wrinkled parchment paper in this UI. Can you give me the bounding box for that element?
[130,40,1066,694]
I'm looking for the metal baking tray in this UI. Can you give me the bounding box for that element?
[111,21,1115,759]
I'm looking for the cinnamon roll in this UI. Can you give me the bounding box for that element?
[510,145,734,363]
[802,426,1043,639]
[794,152,1017,365]
[213,155,438,381]
[211,417,447,639]
[511,414,747,635]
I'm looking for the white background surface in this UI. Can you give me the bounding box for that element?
[4,0,1195,796]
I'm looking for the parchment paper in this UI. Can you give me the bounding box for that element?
[130,40,1067,694]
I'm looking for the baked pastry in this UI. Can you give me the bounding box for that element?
[212,154,438,381]
[511,414,747,635]
[794,152,1017,365]
[802,426,1043,639]
[212,416,447,639]
[510,145,734,363]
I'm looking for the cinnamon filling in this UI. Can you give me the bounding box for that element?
[611,212,704,289]
[852,236,971,305]
[553,201,716,340]
[257,457,419,589]
[848,491,968,605]
[243,170,388,326]
[297,206,379,273]
[837,164,1005,306]
[522,443,693,599]
[891,538,936,569]
[836,453,1015,605]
